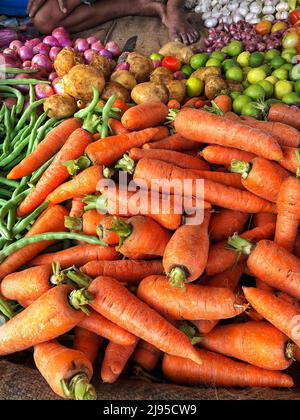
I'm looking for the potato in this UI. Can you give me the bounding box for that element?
[192,67,222,82]
[131,82,169,104]
[127,52,153,83]
[150,67,174,85]
[166,80,186,104]
[110,70,137,91]
[43,93,78,119]
[205,76,228,100]
[54,48,84,77]
[159,42,193,64]
[63,64,105,102]
[226,80,244,93]
[89,53,112,80]
[101,82,130,102]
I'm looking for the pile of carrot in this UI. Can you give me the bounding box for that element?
[2,94,300,399]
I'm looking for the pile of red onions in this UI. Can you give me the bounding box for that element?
[0,27,122,99]
[201,20,286,53]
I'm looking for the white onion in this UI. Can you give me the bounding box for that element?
[205,18,218,28]
[262,5,275,14]
[276,2,289,11]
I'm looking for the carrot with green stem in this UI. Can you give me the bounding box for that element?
[175,108,283,161]
[86,127,160,167]
[133,159,276,214]
[107,215,172,259]
[86,276,203,365]
[206,213,277,276]
[132,341,162,372]
[269,103,300,130]
[121,101,169,131]
[275,151,300,252]
[231,157,289,203]
[0,284,91,356]
[34,340,96,400]
[73,327,102,365]
[97,215,128,246]
[81,260,164,285]
[29,244,119,269]
[137,275,246,321]
[229,236,300,300]
[7,118,82,180]
[212,95,232,114]
[163,211,211,288]
[201,145,256,167]
[0,205,69,280]
[143,133,200,152]
[17,128,94,217]
[162,350,294,388]
[46,166,103,204]
[209,209,249,242]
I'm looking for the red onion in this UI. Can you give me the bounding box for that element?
[152,60,161,69]
[115,63,130,71]
[35,84,55,99]
[22,60,32,69]
[57,37,72,48]
[84,49,95,64]
[91,41,104,52]
[105,41,121,58]
[52,27,69,39]
[3,48,18,57]
[9,40,23,52]
[19,46,34,61]
[0,52,21,68]
[52,77,64,94]
[99,49,113,59]
[87,36,97,45]
[25,38,41,49]
[43,36,60,47]
[75,39,89,53]
[49,46,62,61]
[174,71,186,80]
[33,42,50,55]
[48,72,58,82]
[32,54,53,73]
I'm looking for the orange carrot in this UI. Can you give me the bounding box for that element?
[162,350,293,388]
[269,103,300,130]
[101,340,138,384]
[34,340,96,400]
[201,321,294,371]
[149,126,170,142]
[78,310,137,346]
[17,128,93,217]
[88,276,203,365]
[29,244,119,269]
[163,211,211,287]
[243,286,300,350]
[209,209,249,242]
[121,102,168,131]
[108,118,129,135]
[73,327,102,365]
[275,175,300,252]
[0,285,85,356]
[143,133,200,152]
[46,166,103,204]
[206,213,276,276]
[98,215,126,246]
[81,260,164,284]
[129,147,210,171]
[86,128,160,167]
[231,157,289,202]
[280,147,298,174]
[0,205,69,280]
[0,265,52,304]
[82,210,105,236]
[113,98,130,115]
[70,196,85,218]
[7,118,82,180]
[295,233,300,258]
[137,275,246,321]
[175,108,283,161]
[132,341,162,372]
[134,159,276,214]
[213,95,232,113]
[201,145,256,167]
[168,99,181,110]
[192,169,244,190]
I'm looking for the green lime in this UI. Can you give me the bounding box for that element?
[282,92,300,104]
[181,64,194,78]
[237,51,250,67]
[244,84,266,101]
[295,79,300,94]
[186,77,203,97]
[190,53,209,70]
[249,52,265,68]
[206,58,222,67]
[225,66,244,82]
[230,91,242,101]
[265,49,280,62]
[241,102,261,119]
[270,56,286,69]
[290,64,300,81]
[274,80,294,99]
[233,95,251,114]
[150,53,164,61]
[226,41,244,57]
[247,67,267,84]
[210,51,226,62]
[258,80,274,99]
[222,59,239,72]
[272,68,289,81]
[281,63,294,71]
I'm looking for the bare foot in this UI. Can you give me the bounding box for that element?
[165,1,199,45]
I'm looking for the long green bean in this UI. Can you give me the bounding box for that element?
[0,199,7,206]
[0,67,38,74]
[27,111,49,154]
[2,105,13,154]
[0,189,31,239]
[74,87,100,119]
[0,79,50,86]
[0,139,28,167]
[0,177,19,188]
[33,117,57,150]
[0,86,24,115]
[0,232,107,262]
[0,189,13,198]
[29,155,55,185]
[12,202,48,236]
[15,99,45,131]
[101,95,117,139]
[29,84,35,105]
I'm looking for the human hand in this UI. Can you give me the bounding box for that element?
[28,0,68,18]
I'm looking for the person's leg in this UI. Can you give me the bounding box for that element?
[32,0,166,34]
[165,0,199,45]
